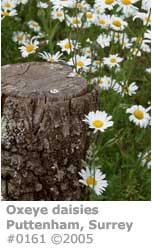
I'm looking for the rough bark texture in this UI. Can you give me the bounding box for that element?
[1,62,98,201]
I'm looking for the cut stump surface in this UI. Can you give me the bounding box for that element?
[1,62,98,201]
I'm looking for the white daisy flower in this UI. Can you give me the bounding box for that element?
[113,82,138,96]
[27,20,41,32]
[95,0,117,11]
[12,31,27,44]
[141,0,151,11]
[117,0,139,17]
[57,38,78,54]
[103,54,123,68]
[38,51,63,62]
[126,105,150,128]
[1,8,17,19]
[110,15,127,31]
[75,1,90,12]
[82,47,92,57]
[120,37,132,49]
[95,76,113,90]
[51,8,65,22]
[37,1,48,8]
[51,0,76,9]
[19,37,39,57]
[96,14,110,28]
[66,14,83,28]
[138,151,151,169]
[2,0,17,10]
[79,166,108,196]
[97,34,111,48]
[85,11,97,24]
[68,55,91,71]
[83,110,113,133]
[92,60,103,69]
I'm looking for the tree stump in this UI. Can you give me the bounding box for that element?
[1,62,98,201]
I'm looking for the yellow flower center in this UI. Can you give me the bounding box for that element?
[77,61,84,67]
[72,19,80,25]
[86,176,97,186]
[145,16,151,23]
[26,44,34,53]
[110,58,117,63]
[112,20,122,27]
[86,13,93,19]
[105,0,115,4]
[64,42,71,49]
[17,35,23,41]
[122,0,131,5]
[115,33,120,38]
[134,110,144,120]
[5,2,11,8]
[3,11,10,16]
[95,60,101,65]
[145,155,151,161]
[98,80,103,85]
[32,22,38,27]
[50,58,55,62]
[99,19,106,25]
[92,120,104,128]
[76,3,83,9]
[123,85,129,92]
[57,12,63,17]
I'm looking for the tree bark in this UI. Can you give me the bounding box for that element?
[1,62,98,201]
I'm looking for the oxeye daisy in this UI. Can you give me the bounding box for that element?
[38,51,63,62]
[79,167,108,196]
[141,0,151,11]
[126,105,150,128]
[2,0,17,10]
[95,0,117,11]
[12,31,27,44]
[27,20,41,32]
[1,8,17,19]
[113,82,138,96]
[57,39,78,54]
[110,15,127,31]
[66,14,83,28]
[117,0,139,17]
[138,151,151,169]
[75,1,90,11]
[83,110,113,133]
[51,8,65,22]
[85,11,97,24]
[97,34,111,48]
[19,37,39,57]
[95,76,113,90]
[51,0,76,9]
[68,55,91,71]
[103,54,123,68]
[96,14,110,28]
